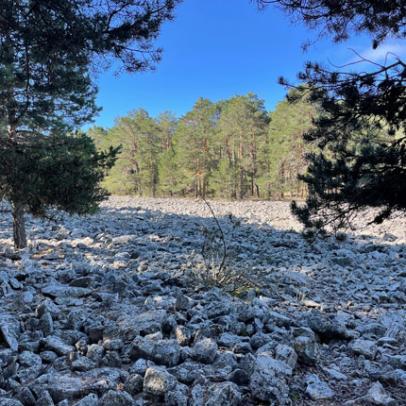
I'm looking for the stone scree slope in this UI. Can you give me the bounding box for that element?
[0,197,405,405]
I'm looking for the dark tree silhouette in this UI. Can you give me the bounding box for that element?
[0,0,179,248]
[256,0,406,232]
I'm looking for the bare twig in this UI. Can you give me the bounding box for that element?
[201,197,227,274]
[196,198,263,293]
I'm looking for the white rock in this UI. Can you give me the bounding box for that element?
[366,382,395,406]
[305,374,335,400]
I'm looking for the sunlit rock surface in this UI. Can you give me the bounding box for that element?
[0,197,405,405]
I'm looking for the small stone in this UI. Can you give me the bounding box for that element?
[192,338,218,364]
[71,355,96,372]
[175,326,190,346]
[366,382,395,406]
[0,313,20,352]
[40,351,58,363]
[73,394,99,406]
[228,369,250,385]
[165,383,188,406]
[143,366,177,397]
[16,387,36,406]
[16,351,43,384]
[124,374,143,396]
[36,391,55,406]
[255,353,292,376]
[307,311,350,342]
[275,344,297,369]
[86,344,104,363]
[131,337,180,367]
[250,366,289,404]
[249,333,269,351]
[39,313,54,336]
[33,368,125,402]
[205,382,242,406]
[269,311,292,328]
[100,390,133,406]
[292,327,317,341]
[69,277,92,288]
[294,335,319,365]
[323,366,347,381]
[103,339,123,352]
[22,291,34,304]
[129,358,154,376]
[41,283,91,298]
[42,336,74,356]
[218,333,245,348]
[384,354,406,369]
[118,310,167,339]
[350,339,377,359]
[0,399,24,406]
[169,361,205,384]
[305,374,335,400]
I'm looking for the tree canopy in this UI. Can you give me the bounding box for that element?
[90,92,318,200]
[0,0,179,247]
[256,1,405,46]
[257,0,406,231]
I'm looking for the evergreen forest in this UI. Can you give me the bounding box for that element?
[89,90,319,200]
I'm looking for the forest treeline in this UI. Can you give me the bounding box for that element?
[89,89,318,200]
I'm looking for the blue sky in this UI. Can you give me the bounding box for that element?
[91,0,405,128]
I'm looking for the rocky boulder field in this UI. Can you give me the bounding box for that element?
[0,196,405,405]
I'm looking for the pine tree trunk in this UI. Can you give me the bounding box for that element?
[13,203,27,249]
[202,177,206,199]
[238,169,244,200]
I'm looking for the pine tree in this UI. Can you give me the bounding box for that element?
[88,92,324,202]
[0,0,179,247]
[216,94,269,199]
[172,99,219,198]
[102,110,162,196]
[257,0,406,229]
[157,112,178,196]
[210,157,235,199]
[0,134,118,247]
[268,88,317,199]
